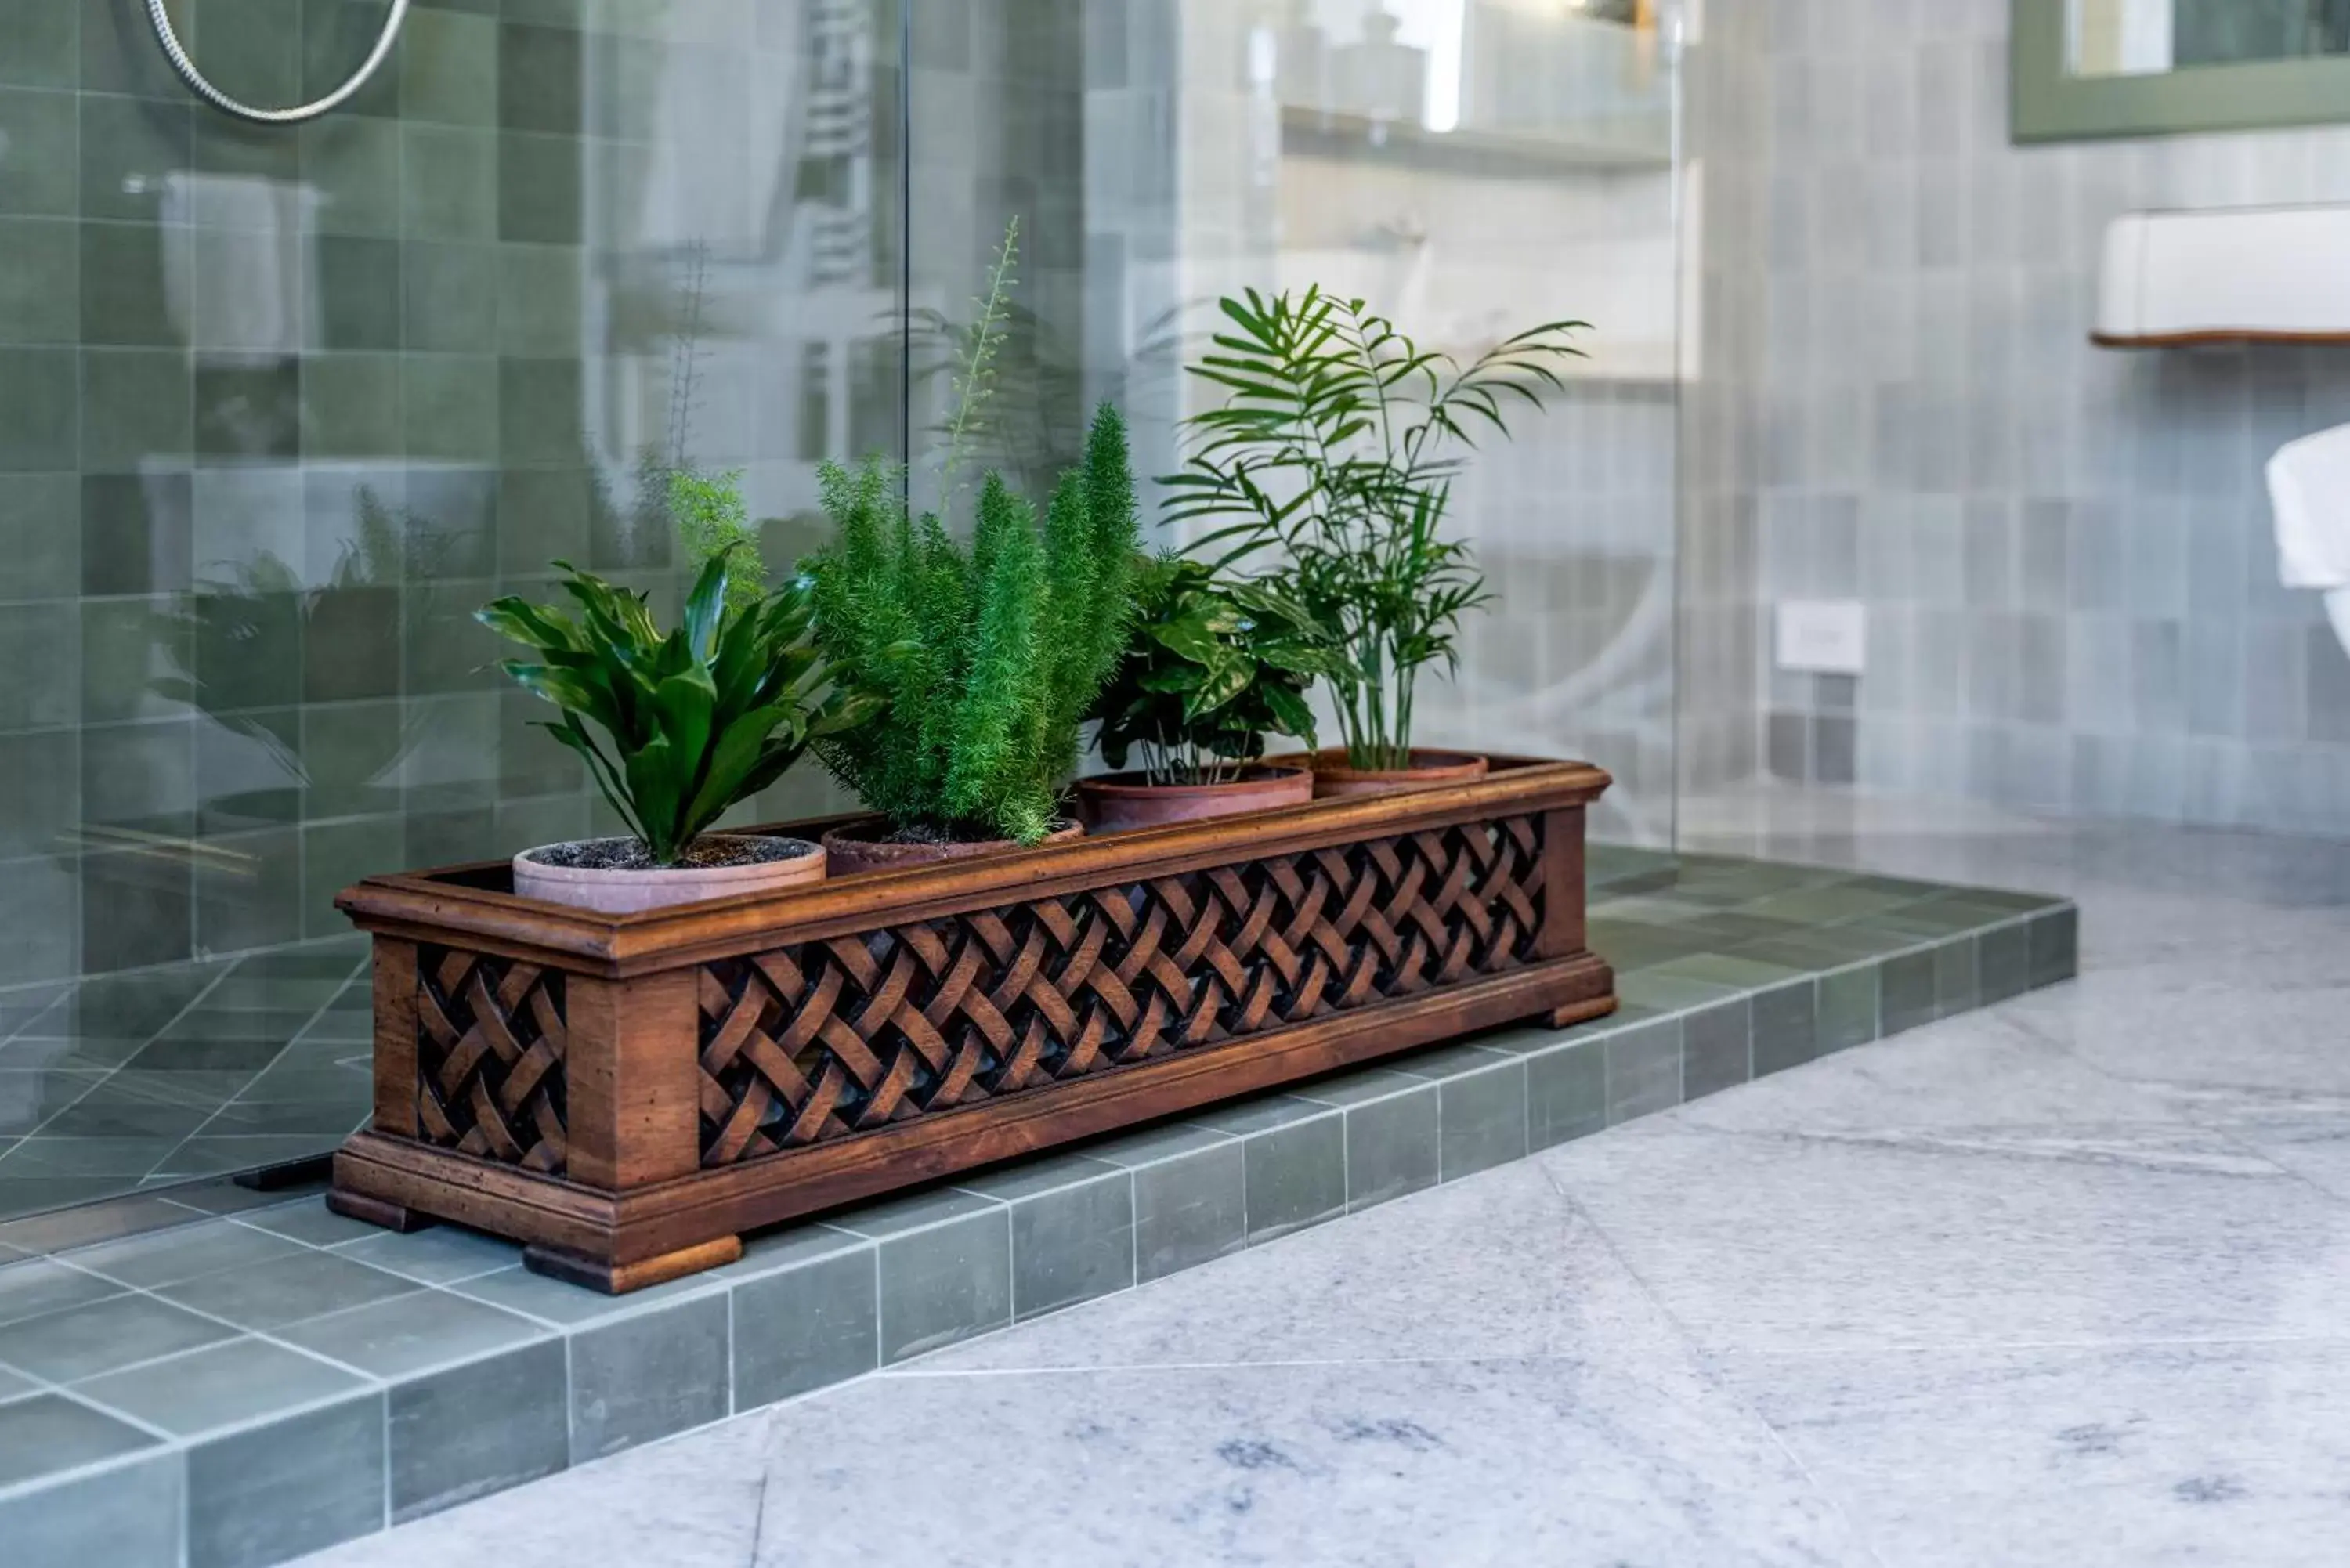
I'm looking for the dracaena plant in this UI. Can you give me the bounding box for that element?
[478,552,875,865]
[1092,555,1338,786]
[1162,287,1586,771]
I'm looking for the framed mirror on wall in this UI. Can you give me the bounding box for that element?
[2015,0,2350,140]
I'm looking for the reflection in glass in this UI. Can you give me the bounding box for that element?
[2072,0,2350,77]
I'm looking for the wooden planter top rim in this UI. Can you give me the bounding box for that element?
[336,754,1609,973]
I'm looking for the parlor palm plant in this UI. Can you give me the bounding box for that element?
[1162,287,1586,774]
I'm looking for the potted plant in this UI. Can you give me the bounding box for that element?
[1163,286,1586,796]
[478,547,874,913]
[802,403,1141,873]
[1081,554,1336,831]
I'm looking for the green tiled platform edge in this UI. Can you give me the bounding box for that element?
[0,852,2077,1566]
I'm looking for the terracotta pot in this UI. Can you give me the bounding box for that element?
[820,821,1084,876]
[1076,766,1314,833]
[1268,748,1492,800]
[512,835,826,915]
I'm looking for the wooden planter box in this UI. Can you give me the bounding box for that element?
[327,757,1616,1291]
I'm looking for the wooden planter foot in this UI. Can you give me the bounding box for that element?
[1546,995,1618,1030]
[326,1187,436,1234]
[525,1236,743,1295]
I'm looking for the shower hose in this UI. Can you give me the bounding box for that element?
[145,0,410,125]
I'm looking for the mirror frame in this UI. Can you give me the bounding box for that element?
[2014,0,2350,142]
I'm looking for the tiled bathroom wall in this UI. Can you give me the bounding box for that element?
[1084,0,1687,844]
[1745,0,2350,835]
[0,0,916,1010]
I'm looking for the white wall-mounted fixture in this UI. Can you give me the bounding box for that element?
[1775,601,1866,677]
[2096,204,2350,348]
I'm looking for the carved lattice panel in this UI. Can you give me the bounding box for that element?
[696,815,1546,1165]
[416,946,569,1173]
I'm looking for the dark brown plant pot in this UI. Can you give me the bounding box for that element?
[1077,765,1315,833]
[820,820,1085,876]
[1268,748,1492,800]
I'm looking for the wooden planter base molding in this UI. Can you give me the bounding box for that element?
[329,757,1615,1291]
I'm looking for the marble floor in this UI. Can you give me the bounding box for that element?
[302,790,2350,1568]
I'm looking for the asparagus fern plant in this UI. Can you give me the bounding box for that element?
[804,403,1141,844]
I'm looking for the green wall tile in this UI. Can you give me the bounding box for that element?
[497,132,581,244]
[496,246,581,357]
[80,222,185,347]
[188,0,303,114]
[0,729,77,858]
[0,219,77,343]
[496,467,589,571]
[0,474,81,601]
[402,358,498,461]
[299,0,400,117]
[81,349,193,470]
[301,818,403,938]
[497,23,581,133]
[81,848,191,972]
[497,688,580,796]
[302,586,401,702]
[78,96,190,222]
[0,602,78,728]
[402,9,498,125]
[403,580,501,695]
[189,231,300,353]
[79,595,175,724]
[196,706,302,831]
[191,113,302,197]
[316,237,402,351]
[81,717,196,836]
[0,0,78,89]
[0,89,75,216]
[194,361,302,461]
[302,355,402,458]
[81,0,190,97]
[0,349,78,471]
[402,242,497,352]
[304,467,407,581]
[300,700,406,820]
[497,358,582,464]
[400,125,497,240]
[404,470,496,576]
[0,854,77,985]
[302,117,401,237]
[191,466,305,573]
[1817,963,1879,1054]
[82,472,193,595]
[196,826,305,953]
[188,582,302,714]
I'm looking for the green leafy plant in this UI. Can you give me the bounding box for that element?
[1092,555,1337,786]
[1162,287,1587,771]
[670,466,767,618]
[478,552,875,865]
[804,403,1141,844]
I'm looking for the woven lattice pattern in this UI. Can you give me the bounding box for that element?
[416,947,569,1173]
[696,815,1546,1165]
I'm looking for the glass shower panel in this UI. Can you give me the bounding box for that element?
[0,0,902,1218]
[962,0,1684,845]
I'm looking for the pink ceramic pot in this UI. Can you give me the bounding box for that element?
[820,822,1084,876]
[1265,748,1491,800]
[512,835,825,914]
[1076,766,1315,833]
